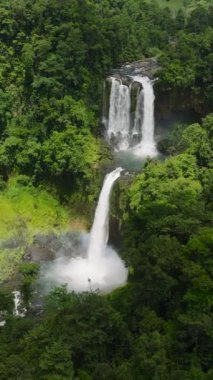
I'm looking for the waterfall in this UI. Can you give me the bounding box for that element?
[108,78,131,150]
[0,291,25,326]
[106,75,157,156]
[87,167,123,260]
[44,168,128,293]
[12,291,26,317]
[133,76,157,156]
[13,291,21,316]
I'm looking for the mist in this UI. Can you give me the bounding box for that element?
[40,168,128,294]
[40,232,127,293]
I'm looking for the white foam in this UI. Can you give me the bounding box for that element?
[44,246,127,293]
[42,168,128,293]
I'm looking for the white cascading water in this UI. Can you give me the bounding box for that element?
[0,290,25,326]
[132,76,157,156]
[44,168,128,293]
[87,167,123,260]
[107,75,157,157]
[12,291,25,317]
[108,78,131,150]
[13,291,21,316]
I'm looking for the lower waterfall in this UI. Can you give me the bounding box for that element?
[87,167,123,260]
[43,168,128,293]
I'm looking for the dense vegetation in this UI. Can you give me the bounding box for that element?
[0,0,212,185]
[0,114,213,379]
[0,176,72,281]
[0,0,212,379]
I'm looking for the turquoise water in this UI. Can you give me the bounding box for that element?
[114,150,153,172]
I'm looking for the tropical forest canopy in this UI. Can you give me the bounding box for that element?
[0,0,212,379]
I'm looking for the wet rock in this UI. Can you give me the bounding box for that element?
[130,81,143,122]
[0,236,26,249]
[25,245,55,262]
[110,58,159,81]
[33,233,61,252]
[25,232,86,263]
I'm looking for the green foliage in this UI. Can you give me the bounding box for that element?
[42,125,100,178]
[0,177,69,238]
[38,340,74,380]
[0,178,69,281]
[119,115,213,378]
[0,0,211,186]
[156,24,213,113]
[128,153,204,243]
[4,288,128,379]
[19,262,40,311]
[0,1,212,379]
[0,247,25,284]
[0,290,14,317]
[158,114,213,167]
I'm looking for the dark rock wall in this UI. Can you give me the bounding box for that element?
[155,85,202,127]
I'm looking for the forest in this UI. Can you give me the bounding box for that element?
[0,0,212,379]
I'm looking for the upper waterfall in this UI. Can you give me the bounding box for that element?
[132,76,157,157]
[108,79,131,151]
[104,74,157,157]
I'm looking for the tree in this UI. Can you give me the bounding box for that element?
[19,262,40,312]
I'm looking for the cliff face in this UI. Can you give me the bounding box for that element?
[154,86,202,126]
